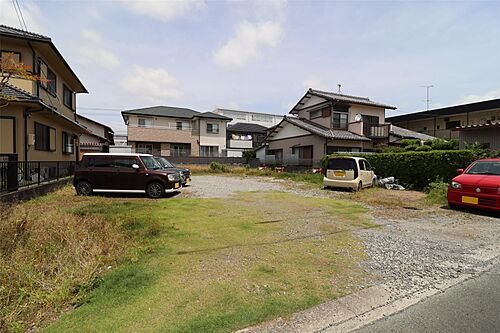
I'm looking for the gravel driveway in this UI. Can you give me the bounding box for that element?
[183,175,500,332]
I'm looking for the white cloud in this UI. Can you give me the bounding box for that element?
[75,29,120,70]
[458,88,500,104]
[213,20,284,70]
[122,0,205,22]
[120,65,183,103]
[0,0,44,33]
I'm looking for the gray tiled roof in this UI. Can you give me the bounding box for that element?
[390,125,436,140]
[309,88,397,110]
[122,106,200,119]
[227,122,268,133]
[0,83,38,100]
[122,106,232,121]
[284,117,372,141]
[0,24,50,41]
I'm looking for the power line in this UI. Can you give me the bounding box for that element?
[11,0,24,31]
[14,0,28,31]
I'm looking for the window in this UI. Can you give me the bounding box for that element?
[62,132,74,154]
[206,123,219,134]
[332,112,348,129]
[113,158,138,168]
[231,133,252,141]
[89,157,112,168]
[35,122,55,151]
[201,146,219,157]
[1,50,21,64]
[362,115,379,125]
[137,143,153,154]
[138,118,152,128]
[310,110,321,119]
[445,121,461,129]
[46,67,57,96]
[63,85,73,109]
[171,144,190,157]
[176,121,183,130]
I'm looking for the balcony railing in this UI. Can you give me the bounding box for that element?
[128,124,200,135]
[363,124,390,138]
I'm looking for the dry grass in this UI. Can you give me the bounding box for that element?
[0,189,154,332]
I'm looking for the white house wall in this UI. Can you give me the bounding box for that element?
[269,121,311,141]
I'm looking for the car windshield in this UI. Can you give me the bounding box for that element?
[327,158,357,170]
[155,157,174,168]
[140,156,162,170]
[465,161,500,176]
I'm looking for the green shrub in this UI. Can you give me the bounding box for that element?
[428,138,459,150]
[321,150,479,190]
[209,161,228,173]
[399,139,421,147]
[404,144,420,151]
[425,181,449,205]
[415,145,432,152]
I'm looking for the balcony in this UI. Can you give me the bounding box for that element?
[363,124,390,138]
[228,139,253,149]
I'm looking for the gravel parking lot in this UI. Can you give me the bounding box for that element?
[184,175,500,332]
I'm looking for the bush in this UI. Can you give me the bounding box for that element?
[415,145,432,152]
[399,139,421,147]
[321,150,479,190]
[425,181,449,205]
[209,161,228,173]
[428,138,459,150]
[404,144,420,151]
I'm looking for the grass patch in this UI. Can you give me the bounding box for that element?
[424,181,449,206]
[14,189,371,333]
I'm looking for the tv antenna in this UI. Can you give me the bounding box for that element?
[337,84,342,93]
[421,85,434,111]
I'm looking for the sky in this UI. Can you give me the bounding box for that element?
[2,0,500,134]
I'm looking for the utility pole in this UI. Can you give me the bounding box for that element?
[421,85,434,111]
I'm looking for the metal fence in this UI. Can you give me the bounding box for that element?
[0,160,76,193]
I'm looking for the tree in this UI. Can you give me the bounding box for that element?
[0,52,45,107]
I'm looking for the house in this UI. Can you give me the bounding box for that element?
[386,98,500,140]
[121,106,232,157]
[76,114,114,158]
[453,122,500,149]
[226,122,268,157]
[261,88,433,166]
[0,25,89,163]
[212,108,283,127]
[113,134,128,146]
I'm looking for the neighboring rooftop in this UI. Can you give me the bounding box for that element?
[387,98,500,122]
[121,106,232,121]
[76,114,114,132]
[390,125,436,140]
[227,122,269,133]
[291,88,397,114]
[214,108,284,117]
[272,116,372,141]
[0,83,38,101]
[453,121,500,131]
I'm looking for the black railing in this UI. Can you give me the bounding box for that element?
[0,160,76,193]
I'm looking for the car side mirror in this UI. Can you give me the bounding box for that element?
[132,164,140,170]
[456,168,464,174]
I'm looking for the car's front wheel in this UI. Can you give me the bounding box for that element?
[355,181,362,192]
[146,182,164,199]
[75,181,92,196]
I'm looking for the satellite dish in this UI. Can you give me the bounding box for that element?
[354,114,362,122]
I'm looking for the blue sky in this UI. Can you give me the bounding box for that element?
[2,0,500,134]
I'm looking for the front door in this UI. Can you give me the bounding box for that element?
[300,146,313,166]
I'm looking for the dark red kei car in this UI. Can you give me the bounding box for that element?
[447,158,500,212]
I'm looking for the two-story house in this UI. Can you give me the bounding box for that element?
[226,122,268,157]
[121,106,232,157]
[0,25,89,163]
[262,88,433,166]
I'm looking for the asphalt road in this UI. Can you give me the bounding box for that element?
[354,262,500,333]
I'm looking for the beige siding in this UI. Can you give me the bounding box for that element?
[459,128,500,149]
[199,118,228,153]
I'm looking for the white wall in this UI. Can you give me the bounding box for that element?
[269,121,310,141]
[199,118,228,153]
[213,109,283,127]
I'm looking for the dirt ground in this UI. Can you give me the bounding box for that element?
[184,175,500,332]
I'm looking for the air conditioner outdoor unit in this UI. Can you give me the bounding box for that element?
[65,144,74,153]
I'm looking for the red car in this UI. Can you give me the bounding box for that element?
[447,158,500,212]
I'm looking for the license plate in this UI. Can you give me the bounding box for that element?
[174,183,180,189]
[334,171,345,177]
[462,196,478,204]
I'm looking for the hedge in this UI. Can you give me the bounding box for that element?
[321,150,481,190]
